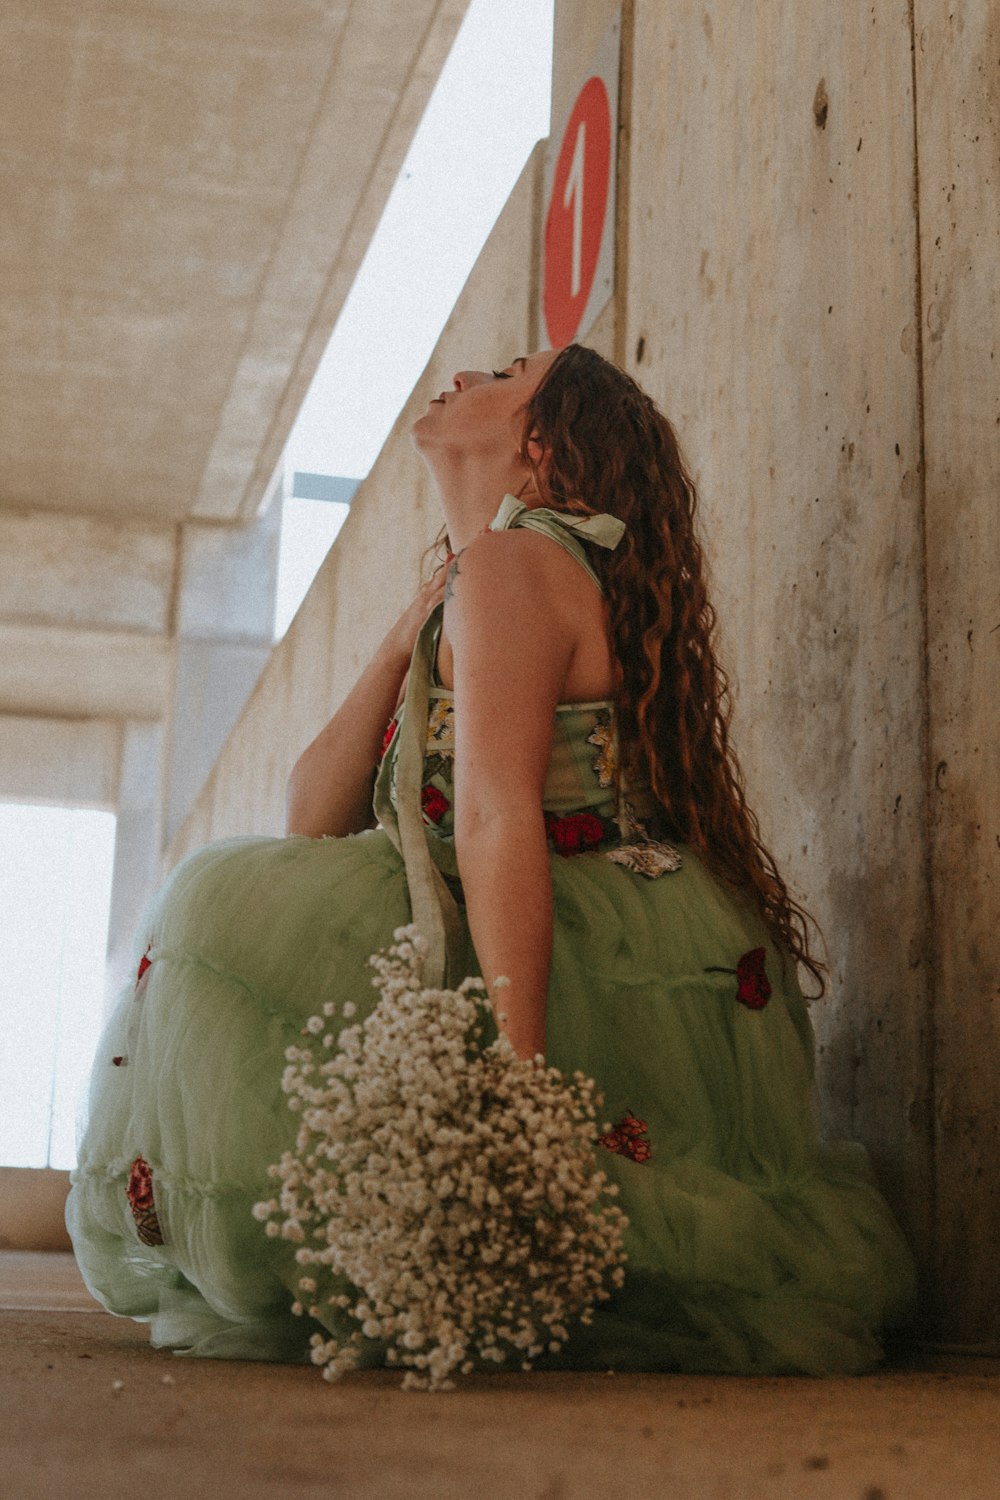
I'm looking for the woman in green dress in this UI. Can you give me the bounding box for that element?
[67,344,917,1372]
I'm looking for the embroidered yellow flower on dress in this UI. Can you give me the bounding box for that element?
[586,715,616,788]
[426,698,455,757]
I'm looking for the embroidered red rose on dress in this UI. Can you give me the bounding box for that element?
[735,947,772,1008]
[126,1155,164,1246]
[543,811,605,856]
[127,1156,155,1212]
[598,1111,652,1163]
[135,947,152,988]
[380,717,398,761]
[420,785,450,824]
[704,947,772,1009]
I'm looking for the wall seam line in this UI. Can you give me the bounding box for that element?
[907,0,939,1333]
[613,0,635,371]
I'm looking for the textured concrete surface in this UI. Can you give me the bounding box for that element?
[0,0,469,525]
[0,717,122,806]
[2,1288,999,1499]
[0,511,175,633]
[0,622,172,720]
[914,1,1000,1348]
[623,0,937,1308]
[0,1180,72,1254]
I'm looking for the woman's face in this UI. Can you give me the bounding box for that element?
[411,349,557,460]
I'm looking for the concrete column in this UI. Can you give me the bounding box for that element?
[103,720,164,1013]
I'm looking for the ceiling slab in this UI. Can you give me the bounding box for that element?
[0,0,468,525]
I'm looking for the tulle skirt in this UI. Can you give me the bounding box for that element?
[67,829,917,1374]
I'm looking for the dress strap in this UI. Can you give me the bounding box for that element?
[489,494,625,588]
[372,602,461,989]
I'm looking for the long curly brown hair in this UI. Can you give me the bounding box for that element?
[521,343,826,996]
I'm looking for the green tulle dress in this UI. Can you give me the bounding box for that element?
[67,495,917,1374]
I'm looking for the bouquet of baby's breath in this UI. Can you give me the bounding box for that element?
[253,926,627,1391]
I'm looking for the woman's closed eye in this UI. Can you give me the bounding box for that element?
[491,369,512,380]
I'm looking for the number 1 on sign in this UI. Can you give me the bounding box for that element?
[563,120,586,299]
[542,69,612,346]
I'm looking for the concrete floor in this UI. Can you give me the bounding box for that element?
[3,1254,999,1500]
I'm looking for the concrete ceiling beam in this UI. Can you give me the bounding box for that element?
[0,622,171,719]
[0,509,177,635]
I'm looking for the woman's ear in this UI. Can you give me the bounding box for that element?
[525,431,549,468]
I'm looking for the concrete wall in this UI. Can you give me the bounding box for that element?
[915,0,1000,1347]
[160,1,997,1348]
[624,0,933,1273]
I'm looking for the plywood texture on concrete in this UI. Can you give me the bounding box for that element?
[164,145,545,866]
[0,621,171,718]
[914,0,1000,1345]
[624,1,931,1258]
[0,715,122,805]
[0,0,468,524]
[0,1176,73,1253]
[0,511,176,633]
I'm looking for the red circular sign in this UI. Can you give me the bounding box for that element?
[543,75,612,348]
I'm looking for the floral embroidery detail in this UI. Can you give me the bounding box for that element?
[135,947,152,988]
[126,1156,164,1246]
[598,1112,652,1164]
[127,1156,155,1213]
[421,785,451,825]
[605,841,682,878]
[614,800,644,840]
[544,811,606,855]
[586,711,616,789]
[112,1056,126,1067]
[379,717,398,762]
[736,948,772,1008]
[704,947,772,1009]
[426,698,455,756]
[602,802,683,878]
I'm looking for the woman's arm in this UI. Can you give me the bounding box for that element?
[286,567,448,838]
[446,532,578,1060]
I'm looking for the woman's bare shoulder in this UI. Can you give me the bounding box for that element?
[448,525,598,608]
[439,526,612,700]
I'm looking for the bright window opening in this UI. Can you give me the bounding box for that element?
[0,804,117,1170]
[273,0,554,639]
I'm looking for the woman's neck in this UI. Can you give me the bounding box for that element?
[428,453,540,551]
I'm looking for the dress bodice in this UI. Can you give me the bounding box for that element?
[417,681,620,837]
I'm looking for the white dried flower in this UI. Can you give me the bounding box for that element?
[256,924,627,1391]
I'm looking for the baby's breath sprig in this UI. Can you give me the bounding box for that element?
[253,925,627,1391]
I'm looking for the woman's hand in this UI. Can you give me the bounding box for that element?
[285,562,449,839]
[378,560,450,679]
